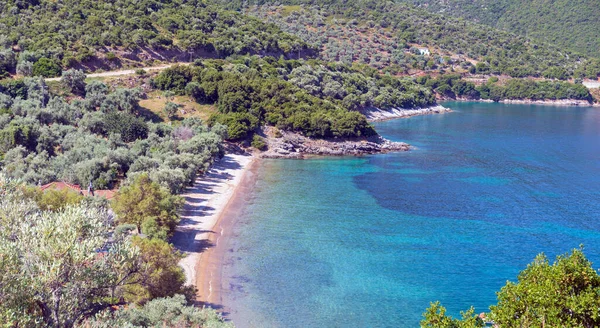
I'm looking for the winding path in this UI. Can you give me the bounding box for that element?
[45,62,189,81]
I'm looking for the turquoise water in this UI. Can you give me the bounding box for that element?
[221,102,600,327]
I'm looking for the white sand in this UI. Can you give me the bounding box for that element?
[172,153,254,286]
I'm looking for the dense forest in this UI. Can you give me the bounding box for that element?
[0,0,312,77]
[220,0,600,80]
[401,0,600,57]
[152,57,436,140]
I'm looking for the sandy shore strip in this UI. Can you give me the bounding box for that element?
[172,153,254,298]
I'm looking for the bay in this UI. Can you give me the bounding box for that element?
[221,102,600,327]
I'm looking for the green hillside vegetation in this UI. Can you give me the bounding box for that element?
[402,0,600,58]
[0,74,224,193]
[418,74,592,102]
[225,1,600,80]
[153,57,436,140]
[0,175,230,327]
[422,248,600,328]
[0,0,312,78]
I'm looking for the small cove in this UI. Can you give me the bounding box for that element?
[219,102,600,327]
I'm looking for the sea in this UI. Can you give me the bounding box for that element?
[220,102,600,327]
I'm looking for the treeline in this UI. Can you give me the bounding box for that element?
[152,57,435,140]
[222,1,600,80]
[0,0,311,77]
[403,0,600,58]
[417,75,593,102]
[0,74,224,193]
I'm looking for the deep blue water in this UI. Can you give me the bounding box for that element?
[221,102,600,327]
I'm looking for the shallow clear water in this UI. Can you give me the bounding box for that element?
[222,102,600,327]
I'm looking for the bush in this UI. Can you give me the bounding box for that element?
[163,101,180,119]
[32,58,62,78]
[153,65,193,95]
[251,134,267,150]
[105,111,148,142]
[60,69,86,94]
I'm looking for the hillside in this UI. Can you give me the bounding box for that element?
[401,0,600,57]
[222,0,600,80]
[0,0,312,78]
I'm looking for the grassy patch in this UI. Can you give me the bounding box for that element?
[281,5,302,16]
[139,92,216,122]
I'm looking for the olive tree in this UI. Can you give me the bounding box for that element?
[0,175,142,328]
[61,69,87,95]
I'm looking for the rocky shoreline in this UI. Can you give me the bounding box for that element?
[360,105,452,122]
[260,127,409,159]
[499,99,597,106]
[440,97,598,107]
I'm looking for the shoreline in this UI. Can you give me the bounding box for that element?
[441,98,600,107]
[361,105,452,122]
[171,153,255,304]
[194,157,260,311]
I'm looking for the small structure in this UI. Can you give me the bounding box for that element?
[40,181,116,199]
[418,48,430,56]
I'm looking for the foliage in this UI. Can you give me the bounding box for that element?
[105,111,149,143]
[164,101,180,119]
[401,0,600,57]
[421,302,483,328]
[84,295,233,328]
[124,237,190,305]
[112,174,184,240]
[421,248,600,328]
[32,58,62,78]
[231,2,600,80]
[0,78,222,195]
[417,74,592,102]
[251,134,267,150]
[0,0,311,73]
[0,175,141,327]
[22,186,85,211]
[61,69,87,95]
[155,57,431,139]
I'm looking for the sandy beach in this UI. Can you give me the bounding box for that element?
[171,153,255,306]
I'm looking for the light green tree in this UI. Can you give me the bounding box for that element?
[421,248,600,328]
[112,173,184,240]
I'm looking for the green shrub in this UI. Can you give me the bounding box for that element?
[105,111,148,142]
[32,58,62,78]
[251,134,267,150]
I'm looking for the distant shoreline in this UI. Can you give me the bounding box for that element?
[361,105,453,122]
[442,98,599,107]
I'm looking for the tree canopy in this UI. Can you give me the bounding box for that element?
[421,248,600,328]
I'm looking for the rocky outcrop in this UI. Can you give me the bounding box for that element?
[260,127,410,159]
[361,105,452,122]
